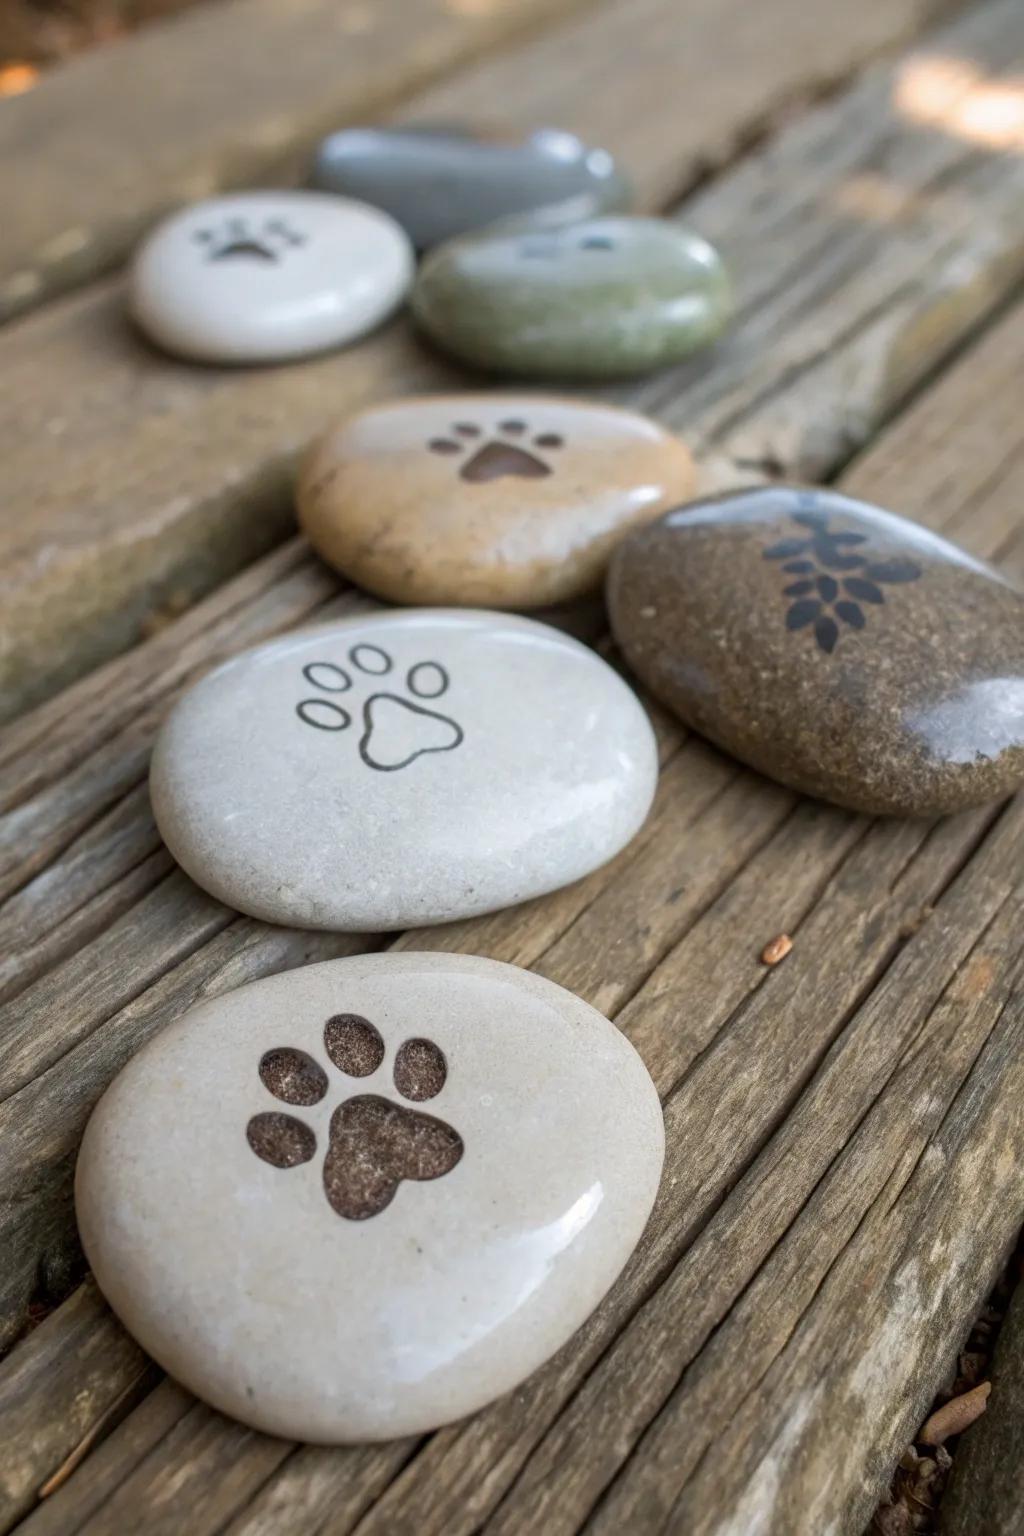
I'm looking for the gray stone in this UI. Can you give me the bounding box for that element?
[411,216,731,379]
[311,126,630,249]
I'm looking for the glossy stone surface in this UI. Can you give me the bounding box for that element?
[150,610,658,929]
[607,486,1024,816]
[311,125,631,248]
[76,953,665,1441]
[131,191,413,363]
[298,394,695,608]
[411,217,731,379]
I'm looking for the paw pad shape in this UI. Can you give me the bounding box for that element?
[247,1015,464,1220]
[192,216,306,264]
[296,644,464,771]
[428,419,564,483]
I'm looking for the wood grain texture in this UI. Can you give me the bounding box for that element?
[3,235,1024,1536]
[0,0,600,324]
[0,1281,155,1532]
[0,0,959,721]
[4,2,1024,1531]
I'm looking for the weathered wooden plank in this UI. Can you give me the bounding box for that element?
[0,0,964,721]
[940,1269,1024,1535]
[0,0,602,324]
[4,271,1024,1532]
[4,9,1024,1528]
[0,1280,154,1532]
[14,1382,194,1536]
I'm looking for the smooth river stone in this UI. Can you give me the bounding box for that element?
[131,191,413,363]
[607,486,1024,816]
[297,394,695,608]
[311,125,631,249]
[76,952,665,1441]
[411,216,731,379]
[150,610,658,929]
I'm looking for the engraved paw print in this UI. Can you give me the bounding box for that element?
[296,644,463,771]
[764,497,921,654]
[191,216,306,264]
[247,1016,463,1220]
[518,232,617,259]
[428,419,564,483]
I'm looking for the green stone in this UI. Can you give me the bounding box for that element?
[411,217,731,379]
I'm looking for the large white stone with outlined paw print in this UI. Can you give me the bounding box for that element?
[76,953,665,1442]
[130,190,413,363]
[149,609,658,930]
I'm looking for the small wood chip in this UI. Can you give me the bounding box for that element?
[918,1381,991,1446]
[760,933,793,965]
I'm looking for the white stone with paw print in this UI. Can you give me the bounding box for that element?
[150,609,658,930]
[75,953,665,1441]
[130,190,413,363]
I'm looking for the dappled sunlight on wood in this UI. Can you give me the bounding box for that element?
[444,0,506,15]
[833,171,916,225]
[0,62,38,96]
[896,55,1024,150]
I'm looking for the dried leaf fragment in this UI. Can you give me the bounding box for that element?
[918,1380,991,1445]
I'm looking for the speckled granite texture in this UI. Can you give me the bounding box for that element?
[607,485,1024,816]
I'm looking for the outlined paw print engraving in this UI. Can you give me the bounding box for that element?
[246,1016,464,1220]
[764,496,921,654]
[296,645,464,771]
[428,419,564,483]
[192,216,306,264]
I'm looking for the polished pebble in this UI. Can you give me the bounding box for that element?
[298,394,695,608]
[411,216,731,379]
[608,485,1024,816]
[150,610,658,929]
[311,125,631,248]
[131,191,413,363]
[76,952,665,1441]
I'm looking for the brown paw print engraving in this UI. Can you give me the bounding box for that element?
[428,420,564,483]
[246,1015,464,1220]
[764,495,921,654]
[295,644,464,771]
[191,216,306,264]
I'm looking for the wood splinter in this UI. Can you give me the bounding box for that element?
[760,933,793,966]
[918,1381,991,1446]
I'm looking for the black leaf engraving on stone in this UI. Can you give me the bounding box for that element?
[764,498,922,654]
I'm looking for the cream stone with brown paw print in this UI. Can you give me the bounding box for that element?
[149,610,658,929]
[130,191,413,363]
[75,953,665,1442]
[298,394,695,608]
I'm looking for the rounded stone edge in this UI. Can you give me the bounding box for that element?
[75,952,665,1440]
[295,394,697,608]
[149,609,661,930]
[128,192,415,365]
[409,220,733,381]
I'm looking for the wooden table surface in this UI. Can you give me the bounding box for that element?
[2,0,1024,1531]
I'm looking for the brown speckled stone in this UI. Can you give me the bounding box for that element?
[607,486,1024,816]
